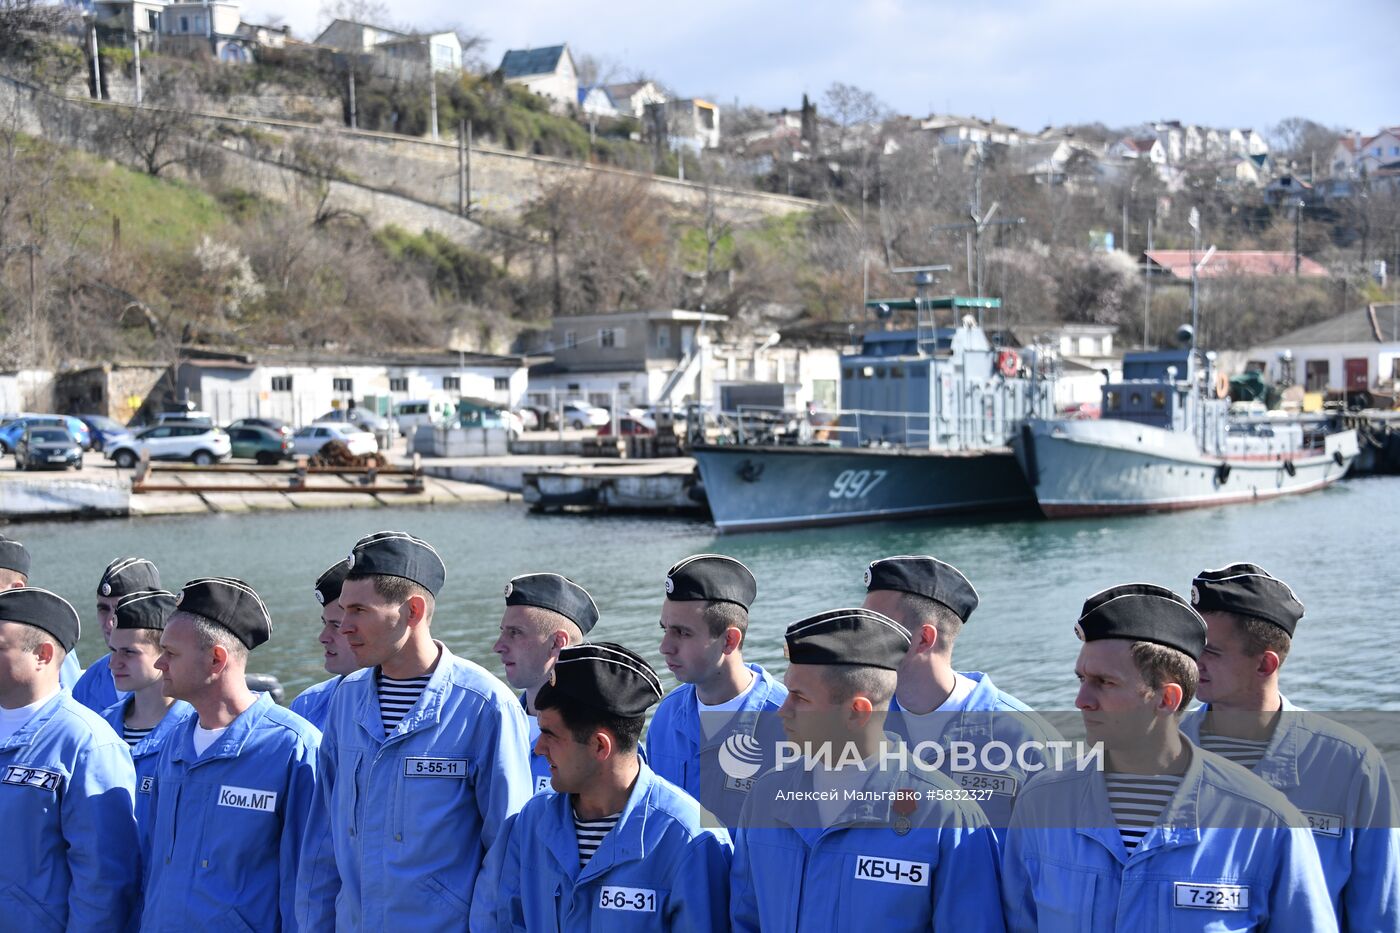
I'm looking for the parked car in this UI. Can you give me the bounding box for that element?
[598,415,657,437]
[227,425,292,464]
[154,410,214,426]
[393,397,456,434]
[315,408,389,434]
[520,405,559,430]
[107,424,231,468]
[562,400,610,430]
[291,423,378,458]
[226,417,293,439]
[15,426,83,471]
[455,398,524,440]
[76,415,133,453]
[0,415,85,453]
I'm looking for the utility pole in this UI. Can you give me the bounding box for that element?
[457,120,470,215]
[1143,218,1153,347]
[89,19,102,100]
[1293,198,1304,278]
[429,75,439,141]
[133,35,142,105]
[347,69,357,130]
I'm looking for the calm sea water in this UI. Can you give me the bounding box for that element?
[14,475,1400,710]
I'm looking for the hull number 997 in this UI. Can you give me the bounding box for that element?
[829,469,889,499]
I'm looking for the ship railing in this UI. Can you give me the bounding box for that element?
[726,405,932,448]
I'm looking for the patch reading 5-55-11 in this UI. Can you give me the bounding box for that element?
[404,757,469,777]
[3,765,61,792]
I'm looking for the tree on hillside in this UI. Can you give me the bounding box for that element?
[1270,117,1339,179]
[522,172,677,315]
[105,72,205,177]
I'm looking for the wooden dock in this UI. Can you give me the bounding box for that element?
[520,459,705,515]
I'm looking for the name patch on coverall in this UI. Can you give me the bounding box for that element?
[3,765,61,792]
[218,785,278,812]
[598,886,657,912]
[855,856,929,887]
[404,757,469,777]
[1174,882,1249,911]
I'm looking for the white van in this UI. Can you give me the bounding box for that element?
[393,396,456,433]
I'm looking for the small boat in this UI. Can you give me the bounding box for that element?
[1014,346,1359,518]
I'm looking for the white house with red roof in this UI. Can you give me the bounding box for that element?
[1331,127,1400,177]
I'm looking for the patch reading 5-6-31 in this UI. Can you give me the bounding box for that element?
[404,757,468,778]
[598,886,657,912]
[3,765,61,792]
[1174,882,1249,911]
[854,856,929,887]
[217,785,278,812]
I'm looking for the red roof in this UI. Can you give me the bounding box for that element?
[1143,250,1328,279]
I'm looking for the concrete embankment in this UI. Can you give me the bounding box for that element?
[0,463,510,522]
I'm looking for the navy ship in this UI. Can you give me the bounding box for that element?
[691,295,1055,533]
[1014,340,1359,518]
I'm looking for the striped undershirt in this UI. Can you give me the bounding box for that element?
[123,725,153,747]
[573,811,621,868]
[378,673,432,736]
[1198,734,1271,771]
[1105,773,1184,852]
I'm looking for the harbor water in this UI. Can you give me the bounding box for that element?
[15,474,1400,711]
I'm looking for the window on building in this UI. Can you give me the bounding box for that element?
[656,328,670,350]
[389,377,408,393]
[618,381,631,392]
[333,378,354,393]
[442,376,461,391]
[1304,360,1330,392]
[270,376,293,392]
[494,377,509,391]
[567,383,581,393]
[147,10,159,30]
[179,14,188,31]
[599,328,616,348]
[563,331,577,349]
[588,393,611,408]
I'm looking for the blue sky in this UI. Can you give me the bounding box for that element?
[248,0,1399,134]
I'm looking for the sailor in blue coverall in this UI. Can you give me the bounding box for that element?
[646,554,786,828]
[863,555,1061,838]
[472,641,733,932]
[296,531,533,929]
[98,588,195,877]
[288,559,357,731]
[492,571,600,794]
[1180,563,1399,931]
[1000,582,1338,932]
[142,577,320,933]
[730,607,1006,933]
[73,557,161,713]
[0,586,140,932]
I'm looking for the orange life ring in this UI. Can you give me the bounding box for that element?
[1214,372,1230,399]
[997,349,1019,378]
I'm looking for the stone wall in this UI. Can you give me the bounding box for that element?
[3,72,815,256]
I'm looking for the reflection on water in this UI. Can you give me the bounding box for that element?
[14,475,1400,710]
